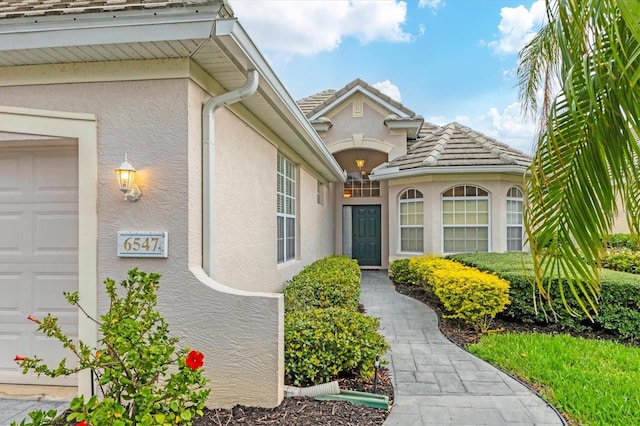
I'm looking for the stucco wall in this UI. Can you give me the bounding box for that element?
[0,77,285,407]
[322,96,407,159]
[211,105,336,292]
[388,173,526,261]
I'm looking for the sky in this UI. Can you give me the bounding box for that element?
[226,0,548,155]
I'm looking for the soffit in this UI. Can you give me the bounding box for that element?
[0,6,344,181]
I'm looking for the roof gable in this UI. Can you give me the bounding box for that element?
[300,78,418,120]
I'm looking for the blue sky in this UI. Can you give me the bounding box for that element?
[227,0,547,154]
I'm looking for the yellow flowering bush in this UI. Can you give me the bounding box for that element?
[408,256,510,332]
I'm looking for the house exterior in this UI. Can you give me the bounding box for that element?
[0,0,345,408]
[298,79,532,269]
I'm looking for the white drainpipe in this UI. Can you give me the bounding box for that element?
[203,69,259,276]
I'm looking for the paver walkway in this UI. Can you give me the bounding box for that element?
[3,271,564,426]
[361,270,565,426]
[0,399,68,426]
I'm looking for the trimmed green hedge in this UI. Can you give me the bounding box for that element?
[388,258,416,284]
[283,255,389,385]
[603,248,640,274]
[607,233,640,251]
[284,308,390,386]
[448,253,640,340]
[284,255,361,312]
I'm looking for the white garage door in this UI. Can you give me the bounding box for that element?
[0,145,79,386]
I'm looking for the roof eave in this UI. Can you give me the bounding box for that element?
[0,5,221,50]
[214,19,346,182]
[369,165,530,181]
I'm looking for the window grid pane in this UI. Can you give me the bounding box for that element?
[506,187,524,251]
[442,185,490,253]
[399,190,424,253]
[343,174,381,198]
[277,153,296,262]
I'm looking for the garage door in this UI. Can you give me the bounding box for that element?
[0,145,78,386]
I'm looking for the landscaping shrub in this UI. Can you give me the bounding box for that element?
[431,266,510,332]
[602,248,640,274]
[408,256,510,331]
[284,308,390,386]
[408,256,453,287]
[13,269,209,426]
[607,233,640,251]
[449,253,640,340]
[388,258,415,284]
[284,255,361,312]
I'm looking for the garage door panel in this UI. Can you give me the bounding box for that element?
[0,272,29,313]
[0,333,21,372]
[0,154,21,192]
[33,211,79,256]
[33,273,78,320]
[0,212,27,255]
[33,151,78,196]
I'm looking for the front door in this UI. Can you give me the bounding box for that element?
[352,205,381,267]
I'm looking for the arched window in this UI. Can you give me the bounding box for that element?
[442,185,489,253]
[506,186,524,251]
[399,189,424,252]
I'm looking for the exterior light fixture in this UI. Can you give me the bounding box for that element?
[355,159,365,169]
[115,154,141,202]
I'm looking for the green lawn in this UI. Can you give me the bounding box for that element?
[469,333,640,425]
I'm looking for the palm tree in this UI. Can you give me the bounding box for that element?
[518,0,640,315]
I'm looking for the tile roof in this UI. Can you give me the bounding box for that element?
[298,78,417,118]
[387,122,532,170]
[0,0,230,19]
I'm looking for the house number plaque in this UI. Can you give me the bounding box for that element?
[117,231,168,258]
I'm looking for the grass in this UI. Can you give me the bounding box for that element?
[469,332,640,425]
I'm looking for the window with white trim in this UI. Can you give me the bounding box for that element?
[399,189,424,252]
[277,153,295,263]
[442,185,489,253]
[506,186,524,251]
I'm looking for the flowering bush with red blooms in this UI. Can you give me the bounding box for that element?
[185,350,204,370]
[12,269,210,426]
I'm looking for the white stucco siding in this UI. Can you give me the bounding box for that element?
[0,78,284,408]
[388,174,526,260]
[324,99,407,159]
[212,105,337,292]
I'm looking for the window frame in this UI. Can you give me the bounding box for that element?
[399,188,424,254]
[277,153,296,263]
[506,186,524,252]
[441,185,491,254]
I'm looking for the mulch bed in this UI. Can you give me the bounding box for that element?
[196,369,394,426]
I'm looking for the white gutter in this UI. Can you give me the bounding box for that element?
[369,165,530,181]
[203,69,259,277]
[214,19,346,182]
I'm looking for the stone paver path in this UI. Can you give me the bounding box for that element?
[360,270,565,426]
[0,399,68,426]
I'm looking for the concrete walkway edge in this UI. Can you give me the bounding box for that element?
[360,270,566,426]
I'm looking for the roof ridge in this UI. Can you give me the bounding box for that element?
[423,123,455,166]
[452,122,518,165]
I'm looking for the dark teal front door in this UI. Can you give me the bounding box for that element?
[352,205,381,267]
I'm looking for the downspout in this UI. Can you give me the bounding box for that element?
[203,69,259,276]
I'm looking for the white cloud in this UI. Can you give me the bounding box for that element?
[372,80,402,102]
[419,0,444,10]
[482,102,537,154]
[429,103,536,154]
[228,1,411,56]
[488,0,546,55]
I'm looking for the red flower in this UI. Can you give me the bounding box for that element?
[14,355,27,361]
[27,315,41,324]
[185,350,204,370]
[76,422,87,426]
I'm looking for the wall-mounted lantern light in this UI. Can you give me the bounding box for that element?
[115,154,141,202]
